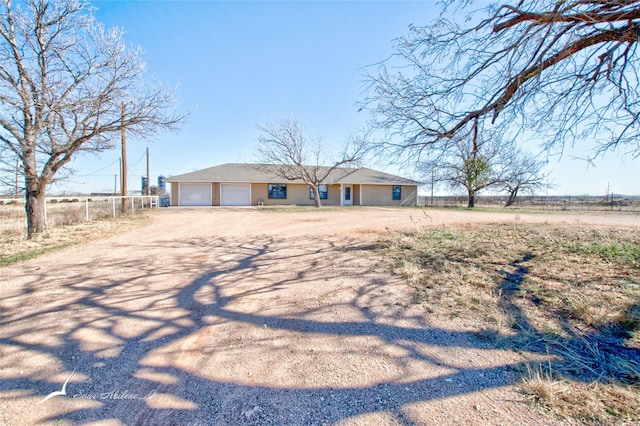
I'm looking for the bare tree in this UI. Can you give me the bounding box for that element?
[420,126,508,208]
[502,152,549,207]
[255,117,369,207]
[0,0,184,238]
[365,0,640,161]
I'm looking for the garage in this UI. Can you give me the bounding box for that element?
[221,183,251,206]
[179,183,212,206]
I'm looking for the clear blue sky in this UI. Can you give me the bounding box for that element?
[52,0,639,197]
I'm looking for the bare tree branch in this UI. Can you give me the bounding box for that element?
[0,0,185,237]
[418,127,511,207]
[255,117,369,207]
[364,0,640,162]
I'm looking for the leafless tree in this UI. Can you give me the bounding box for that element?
[255,117,369,207]
[365,0,640,162]
[502,152,549,207]
[0,0,184,238]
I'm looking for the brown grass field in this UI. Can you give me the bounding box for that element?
[0,210,151,266]
[0,197,157,241]
[385,220,640,424]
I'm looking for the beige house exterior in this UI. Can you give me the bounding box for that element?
[166,163,420,207]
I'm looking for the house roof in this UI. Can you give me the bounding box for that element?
[166,163,420,186]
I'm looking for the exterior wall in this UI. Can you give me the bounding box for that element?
[361,185,418,206]
[212,182,220,206]
[401,185,418,206]
[251,183,314,206]
[251,183,343,206]
[287,184,316,205]
[353,184,361,206]
[251,183,269,205]
[325,184,340,206]
[171,183,179,206]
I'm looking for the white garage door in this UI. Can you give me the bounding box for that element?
[221,183,251,206]
[179,183,212,206]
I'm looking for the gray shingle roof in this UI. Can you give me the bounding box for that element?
[166,163,420,185]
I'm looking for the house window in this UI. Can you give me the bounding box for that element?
[392,185,401,200]
[268,184,287,199]
[309,184,328,200]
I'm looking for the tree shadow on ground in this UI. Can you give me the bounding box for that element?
[2,233,628,424]
[495,254,640,386]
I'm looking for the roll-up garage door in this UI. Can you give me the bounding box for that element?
[221,183,251,206]
[179,183,212,206]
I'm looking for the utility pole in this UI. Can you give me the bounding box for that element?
[146,147,150,196]
[121,103,128,213]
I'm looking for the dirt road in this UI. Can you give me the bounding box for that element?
[1,207,637,425]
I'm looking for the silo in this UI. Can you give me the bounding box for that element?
[158,175,166,193]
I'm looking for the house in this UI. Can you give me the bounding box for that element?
[166,163,420,207]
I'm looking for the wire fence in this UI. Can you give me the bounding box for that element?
[0,195,161,238]
[419,195,640,212]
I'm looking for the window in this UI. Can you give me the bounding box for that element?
[392,185,401,200]
[309,184,328,200]
[268,184,287,199]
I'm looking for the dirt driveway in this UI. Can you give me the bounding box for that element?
[1,207,638,425]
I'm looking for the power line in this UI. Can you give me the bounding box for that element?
[72,148,146,178]
[128,150,147,167]
[76,159,120,177]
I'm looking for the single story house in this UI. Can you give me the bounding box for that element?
[166,163,420,207]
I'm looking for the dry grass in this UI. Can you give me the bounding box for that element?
[0,199,150,238]
[384,223,640,424]
[0,210,152,267]
[521,364,640,424]
[520,363,568,405]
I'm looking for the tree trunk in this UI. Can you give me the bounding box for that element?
[312,185,322,208]
[504,187,519,207]
[25,177,46,239]
[467,190,475,208]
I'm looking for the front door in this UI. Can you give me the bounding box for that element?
[343,185,353,206]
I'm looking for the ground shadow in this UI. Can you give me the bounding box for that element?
[1,231,616,424]
[495,254,640,385]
